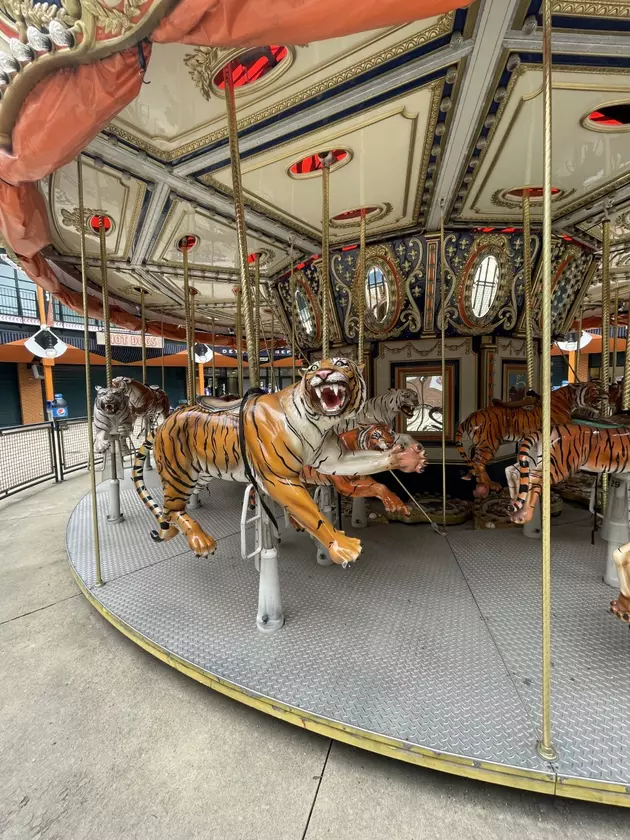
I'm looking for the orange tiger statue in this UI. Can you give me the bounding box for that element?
[132,358,425,566]
[455,381,601,498]
[301,424,420,515]
[507,422,630,526]
[111,376,170,430]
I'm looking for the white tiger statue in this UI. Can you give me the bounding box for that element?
[93,385,133,455]
[332,388,419,447]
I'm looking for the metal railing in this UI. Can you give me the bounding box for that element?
[0,418,103,499]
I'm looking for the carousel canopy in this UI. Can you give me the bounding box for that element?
[0,1,628,344]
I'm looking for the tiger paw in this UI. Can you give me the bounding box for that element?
[610,594,630,624]
[381,490,409,515]
[328,533,362,566]
[188,530,217,557]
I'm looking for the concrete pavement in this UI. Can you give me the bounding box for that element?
[1,474,629,839]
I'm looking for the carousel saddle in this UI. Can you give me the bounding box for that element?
[196,395,243,412]
[491,396,540,410]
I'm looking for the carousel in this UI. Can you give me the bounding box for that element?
[3,0,630,807]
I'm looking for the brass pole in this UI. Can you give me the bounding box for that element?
[160,310,165,392]
[289,242,296,384]
[623,297,630,411]
[211,317,217,395]
[575,303,583,382]
[537,0,556,763]
[190,286,197,398]
[523,191,535,391]
[78,157,102,587]
[98,216,112,388]
[600,216,612,518]
[254,254,261,381]
[236,287,243,396]
[613,286,619,387]
[439,200,447,528]
[270,304,275,392]
[182,244,193,403]
[139,288,147,386]
[223,62,258,386]
[321,154,331,359]
[357,208,367,365]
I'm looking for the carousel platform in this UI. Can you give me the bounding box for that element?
[66,474,630,807]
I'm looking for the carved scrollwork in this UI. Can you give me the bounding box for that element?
[276,269,322,350]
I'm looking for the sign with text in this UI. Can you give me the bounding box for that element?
[96,332,164,348]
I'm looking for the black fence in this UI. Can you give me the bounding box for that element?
[0,418,102,499]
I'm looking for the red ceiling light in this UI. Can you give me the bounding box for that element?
[215,46,288,89]
[332,206,379,222]
[88,214,113,235]
[289,150,348,176]
[177,234,199,252]
[505,187,561,200]
[587,104,630,127]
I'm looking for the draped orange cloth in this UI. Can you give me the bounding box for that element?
[0,0,470,331]
[153,0,470,46]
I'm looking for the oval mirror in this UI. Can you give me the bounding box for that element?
[295,286,316,337]
[470,254,500,319]
[365,265,391,325]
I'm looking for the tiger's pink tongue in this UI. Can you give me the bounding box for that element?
[322,386,342,410]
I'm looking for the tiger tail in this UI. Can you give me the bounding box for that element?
[132,431,171,541]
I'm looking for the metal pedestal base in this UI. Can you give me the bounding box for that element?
[66,480,630,807]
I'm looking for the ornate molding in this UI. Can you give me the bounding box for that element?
[551,2,630,17]
[184,46,296,102]
[60,206,115,236]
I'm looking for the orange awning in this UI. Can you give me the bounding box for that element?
[0,338,119,365]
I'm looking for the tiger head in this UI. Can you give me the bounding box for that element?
[111,376,133,394]
[394,388,420,419]
[301,357,366,420]
[95,385,129,416]
[574,379,602,411]
[338,423,397,452]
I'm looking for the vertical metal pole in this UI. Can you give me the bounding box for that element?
[160,309,165,392]
[537,0,557,764]
[77,158,102,587]
[98,217,112,388]
[254,255,261,380]
[140,288,147,385]
[223,61,258,385]
[357,209,367,365]
[439,200,447,528]
[289,242,296,383]
[523,191,535,392]
[190,286,197,397]
[36,286,55,403]
[613,287,619,387]
[270,304,275,392]
[321,156,331,359]
[623,296,630,411]
[236,287,243,396]
[182,244,193,404]
[600,216,612,516]
[575,303,583,382]
[211,317,217,395]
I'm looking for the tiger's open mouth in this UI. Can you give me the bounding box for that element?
[309,372,351,415]
[401,404,416,418]
[101,403,119,414]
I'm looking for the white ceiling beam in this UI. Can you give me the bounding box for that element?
[426,0,522,230]
[557,185,630,231]
[86,136,318,253]
[504,30,630,58]
[130,181,170,265]
[173,39,474,176]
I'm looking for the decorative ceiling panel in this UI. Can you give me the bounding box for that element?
[205,83,442,242]
[111,16,452,161]
[149,198,287,275]
[48,161,148,260]
[456,64,630,224]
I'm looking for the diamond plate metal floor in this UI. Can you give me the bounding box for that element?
[66,479,630,802]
